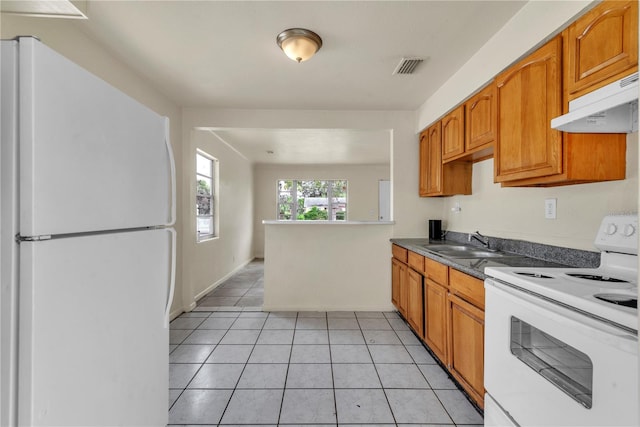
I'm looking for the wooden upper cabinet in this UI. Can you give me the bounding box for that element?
[419,122,472,197]
[419,123,442,196]
[426,124,443,195]
[441,106,465,161]
[565,0,638,101]
[418,128,432,196]
[465,83,497,157]
[495,36,563,183]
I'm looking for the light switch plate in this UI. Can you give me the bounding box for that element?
[545,198,557,219]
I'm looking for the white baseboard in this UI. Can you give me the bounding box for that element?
[192,258,254,302]
[169,258,257,319]
[262,304,396,312]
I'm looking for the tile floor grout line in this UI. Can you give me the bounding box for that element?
[211,310,256,426]
[169,312,232,415]
[275,311,297,425]
[170,260,481,426]
[361,316,399,426]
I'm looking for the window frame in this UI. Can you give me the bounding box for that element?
[277,179,348,221]
[196,150,218,242]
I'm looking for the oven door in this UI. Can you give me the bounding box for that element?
[485,278,638,427]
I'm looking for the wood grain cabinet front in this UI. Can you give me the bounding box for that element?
[424,278,448,363]
[389,247,485,409]
[407,267,424,338]
[391,257,408,317]
[419,123,472,197]
[464,83,496,160]
[565,0,638,101]
[495,35,626,187]
[495,36,564,183]
[441,106,465,161]
[447,293,485,409]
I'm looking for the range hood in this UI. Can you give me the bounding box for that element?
[551,72,638,133]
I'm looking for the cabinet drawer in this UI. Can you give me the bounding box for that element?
[408,251,425,273]
[392,244,408,263]
[449,269,484,309]
[425,258,448,287]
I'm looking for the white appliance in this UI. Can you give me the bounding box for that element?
[1,37,176,426]
[484,214,638,427]
[550,72,639,133]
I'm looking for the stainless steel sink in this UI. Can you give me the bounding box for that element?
[434,250,507,258]
[419,244,508,258]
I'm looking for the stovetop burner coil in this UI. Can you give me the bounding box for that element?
[515,272,553,279]
[566,273,628,283]
[593,293,637,309]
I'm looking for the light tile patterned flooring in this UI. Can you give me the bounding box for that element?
[196,260,265,308]
[169,261,483,426]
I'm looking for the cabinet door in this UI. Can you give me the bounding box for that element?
[448,293,485,408]
[424,278,448,363]
[407,268,424,338]
[441,106,465,161]
[418,130,429,197]
[398,262,408,317]
[565,0,638,100]
[391,258,401,309]
[465,84,496,152]
[495,36,562,183]
[391,257,408,317]
[426,122,443,195]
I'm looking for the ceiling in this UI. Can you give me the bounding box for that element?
[40,1,529,163]
[205,128,392,165]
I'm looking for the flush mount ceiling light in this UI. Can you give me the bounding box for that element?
[276,28,322,63]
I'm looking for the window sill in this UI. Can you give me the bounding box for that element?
[197,235,219,243]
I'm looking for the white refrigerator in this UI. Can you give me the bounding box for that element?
[1,37,176,426]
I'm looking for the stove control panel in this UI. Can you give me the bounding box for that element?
[594,214,638,255]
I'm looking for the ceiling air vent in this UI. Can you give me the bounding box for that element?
[393,57,424,75]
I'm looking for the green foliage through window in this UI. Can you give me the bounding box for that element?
[277,179,347,221]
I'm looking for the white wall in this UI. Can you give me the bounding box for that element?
[263,223,394,311]
[0,15,185,313]
[443,135,639,251]
[253,163,390,257]
[181,130,254,309]
[416,0,639,251]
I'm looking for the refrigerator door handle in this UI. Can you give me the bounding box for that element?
[164,228,177,328]
[165,117,177,227]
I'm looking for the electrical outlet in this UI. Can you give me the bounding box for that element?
[545,198,557,219]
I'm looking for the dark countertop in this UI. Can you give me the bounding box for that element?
[390,238,571,280]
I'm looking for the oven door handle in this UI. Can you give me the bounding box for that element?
[485,278,638,346]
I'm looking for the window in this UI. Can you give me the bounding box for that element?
[196,151,218,241]
[277,180,347,221]
[510,316,593,409]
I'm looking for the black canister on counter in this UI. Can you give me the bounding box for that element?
[429,219,442,240]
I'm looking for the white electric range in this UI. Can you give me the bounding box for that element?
[483,214,638,427]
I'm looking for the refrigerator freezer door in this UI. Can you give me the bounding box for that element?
[18,229,171,426]
[17,37,173,237]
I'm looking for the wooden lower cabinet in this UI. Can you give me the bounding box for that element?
[447,293,485,409]
[407,268,424,338]
[391,258,408,317]
[424,278,448,363]
[391,245,485,408]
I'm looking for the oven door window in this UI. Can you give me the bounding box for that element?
[510,316,593,409]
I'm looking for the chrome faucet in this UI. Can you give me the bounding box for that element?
[469,231,490,249]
